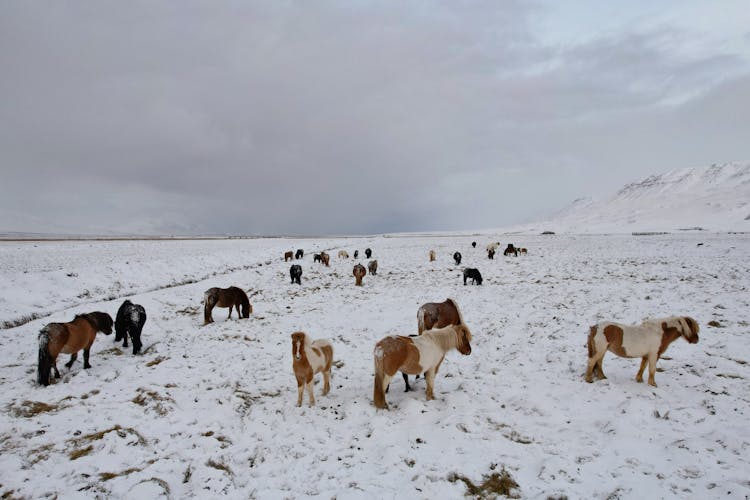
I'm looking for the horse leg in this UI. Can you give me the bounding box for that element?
[647,352,658,387]
[53,359,60,379]
[636,357,648,383]
[585,349,606,383]
[323,370,331,396]
[65,352,78,369]
[306,381,315,407]
[83,348,92,369]
[122,326,129,348]
[424,368,436,401]
[227,306,233,320]
[132,327,142,355]
[296,377,304,407]
[402,372,411,392]
[204,302,214,324]
[595,357,607,379]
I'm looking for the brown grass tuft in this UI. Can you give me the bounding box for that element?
[7,400,63,418]
[69,445,93,460]
[448,467,520,498]
[145,356,166,367]
[207,458,234,476]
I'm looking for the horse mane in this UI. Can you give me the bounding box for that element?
[445,298,464,325]
[424,325,461,351]
[75,312,111,331]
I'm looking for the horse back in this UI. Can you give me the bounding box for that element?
[311,339,334,371]
[376,336,422,376]
[59,319,96,353]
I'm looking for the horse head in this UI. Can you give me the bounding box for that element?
[454,324,472,355]
[89,312,114,335]
[291,332,306,361]
[681,316,700,344]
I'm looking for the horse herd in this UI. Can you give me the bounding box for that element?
[35,241,702,412]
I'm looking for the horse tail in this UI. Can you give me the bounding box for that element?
[417,307,426,334]
[240,291,251,318]
[204,291,214,323]
[37,327,52,386]
[373,347,388,409]
[587,325,597,358]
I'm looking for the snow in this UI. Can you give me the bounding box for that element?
[0,233,749,498]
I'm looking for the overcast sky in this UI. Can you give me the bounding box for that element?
[1,1,749,235]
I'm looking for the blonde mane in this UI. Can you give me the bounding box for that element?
[423,324,461,351]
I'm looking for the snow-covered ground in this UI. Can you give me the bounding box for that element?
[1,234,748,499]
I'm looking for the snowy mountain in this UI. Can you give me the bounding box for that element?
[538,162,750,233]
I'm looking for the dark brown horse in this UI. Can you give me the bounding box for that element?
[353,264,366,286]
[204,286,252,324]
[368,260,378,275]
[37,312,114,386]
[284,251,294,262]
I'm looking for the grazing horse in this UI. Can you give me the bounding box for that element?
[354,250,359,259]
[586,316,700,387]
[353,264,366,286]
[453,252,462,265]
[504,244,518,256]
[291,332,333,407]
[313,253,322,263]
[488,248,495,259]
[429,250,436,262]
[486,242,500,252]
[320,252,330,266]
[115,300,147,355]
[338,250,349,259]
[519,248,528,255]
[204,286,252,324]
[463,268,483,285]
[290,264,302,285]
[284,251,294,262]
[295,249,304,259]
[368,260,378,275]
[37,312,114,386]
[365,248,372,259]
[373,324,473,409]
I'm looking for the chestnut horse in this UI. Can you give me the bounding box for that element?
[320,252,330,266]
[37,312,114,386]
[284,251,294,262]
[586,316,699,387]
[204,286,252,324]
[291,332,334,407]
[353,264,366,285]
[373,323,473,409]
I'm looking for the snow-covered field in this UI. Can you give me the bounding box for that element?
[1,234,749,499]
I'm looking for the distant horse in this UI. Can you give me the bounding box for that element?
[488,248,495,259]
[37,312,114,386]
[373,323,473,409]
[353,264,366,286]
[338,250,349,259]
[284,251,294,262]
[115,300,147,355]
[429,250,436,262]
[204,286,252,324]
[519,248,528,255]
[290,264,302,285]
[368,260,378,275]
[453,252,462,265]
[365,248,372,259]
[463,268,483,285]
[291,332,333,407]
[320,252,330,266]
[404,298,466,391]
[486,242,500,252]
[354,250,359,259]
[295,249,304,259]
[504,244,517,257]
[313,253,322,263]
[586,316,699,387]
[472,241,477,248]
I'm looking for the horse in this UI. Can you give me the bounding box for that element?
[472,241,477,248]
[338,250,349,259]
[368,260,378,275]
[463,268,483,285]
[313,253,322,263]
[453,252,462,265]
[429,250,436,262]
[295,249,304,259]
[365,248,372,259]
[504,244,517,257]
[403,298,466,391]
[284,251,294,262]
[353,264,366,286]
[291,332,333,407]
[354,250,359,259]
[114,300,147,355]
[519,248,528,255]
[488,248,495,259]
[373,323,473,409]
[320,252,330,267]
[37,312,114,386]
[585,316,700,387]
[204,286,252,324]
[290,264,302,285]
[486,242,500,252]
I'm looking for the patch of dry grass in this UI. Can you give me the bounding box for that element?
[207,458,234,477]
[448,467,520,499]
[145,356,166,367]
[132,388,174,416]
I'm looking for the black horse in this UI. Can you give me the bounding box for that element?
[488,248,495,259]
[290,264,302,285]
[472,241,477,248]
[115,300,147,355]
[354,250,359,259]
[504,243,518,256]
[365,248,372,259]
[463,268,483,285]
[295,249,304,259]
[453,252,462,265]
[313,253,322,263]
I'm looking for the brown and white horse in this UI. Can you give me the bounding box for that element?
[37,312,114,386]
[204,286,252,324]
[291,332,334,407]
[586,316,699,387]
[373,323,472,409]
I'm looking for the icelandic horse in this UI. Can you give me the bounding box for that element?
[291,332,334,407]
